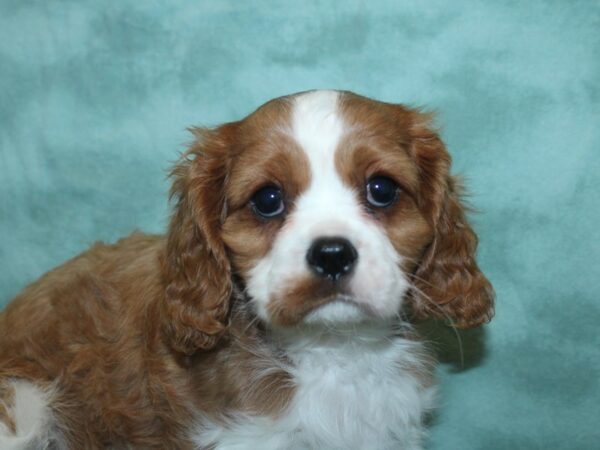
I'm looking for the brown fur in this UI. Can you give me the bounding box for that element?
[0,381,16,434]
[0,235,196,447]
[222,97,311,278]
[0,234,292,448]
[337,93,433,270]
[162,124,237,355]
[0,91,493,448]
[407,115,495,327]
[337,92,494,327]
[267,276,344,326]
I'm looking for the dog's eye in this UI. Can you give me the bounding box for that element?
[251,186,285,218]
[366,176,399,208]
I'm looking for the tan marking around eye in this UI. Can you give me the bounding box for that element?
[336,92,434,272]
[222,95,311,277]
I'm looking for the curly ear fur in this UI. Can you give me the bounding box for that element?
[409,113,495,328]
[161,125,236,354]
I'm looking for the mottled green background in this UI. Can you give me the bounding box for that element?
[1,1,599,448]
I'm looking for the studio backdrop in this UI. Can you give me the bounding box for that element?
[1,1,598,449]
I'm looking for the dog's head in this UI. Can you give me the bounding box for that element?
[161,90,495,354]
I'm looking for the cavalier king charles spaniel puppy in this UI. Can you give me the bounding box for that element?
[0,90,494,449]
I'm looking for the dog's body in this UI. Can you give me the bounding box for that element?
[0,90,493,449]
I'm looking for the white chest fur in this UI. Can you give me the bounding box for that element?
[191,329,436,450]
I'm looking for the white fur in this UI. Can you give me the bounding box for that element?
[247,90,409,325]
[0,379,63,450]
[192,327,435,450]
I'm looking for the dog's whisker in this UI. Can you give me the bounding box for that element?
[407,282,465,368]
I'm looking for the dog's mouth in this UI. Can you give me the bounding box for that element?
[302,294,372,324]
[266,277,374,327]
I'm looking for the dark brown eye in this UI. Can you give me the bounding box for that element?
[366,176,399,208]
[250,186,284,218]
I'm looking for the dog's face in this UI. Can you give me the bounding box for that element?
[222,91,432,327]
[162,90,494,354]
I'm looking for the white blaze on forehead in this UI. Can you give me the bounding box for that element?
[291,90,344,178]
[290,91,361,230]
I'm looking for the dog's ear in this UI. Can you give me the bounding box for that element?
[408,112,495,328]
[161,124,237,354]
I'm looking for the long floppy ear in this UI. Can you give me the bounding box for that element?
[408,113,495,328]
[161,124,236,354]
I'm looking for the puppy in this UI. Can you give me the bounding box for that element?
[0,90,494,449]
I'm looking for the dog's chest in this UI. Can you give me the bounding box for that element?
[191,337,435,450]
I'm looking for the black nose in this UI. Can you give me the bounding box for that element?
[306,237,358,281]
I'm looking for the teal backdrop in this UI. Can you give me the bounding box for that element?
[1,1,599,449]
